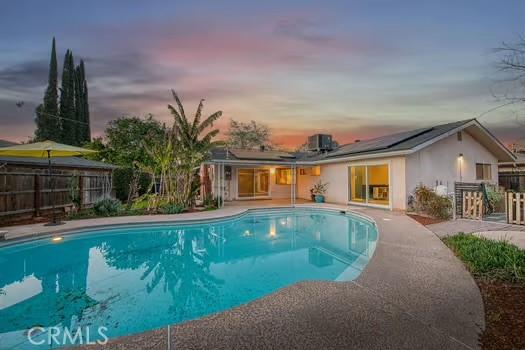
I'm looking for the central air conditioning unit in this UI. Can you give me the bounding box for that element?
[307,134,333,152]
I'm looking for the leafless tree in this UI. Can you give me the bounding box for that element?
[494,36,525,104]
[488,37,525,148]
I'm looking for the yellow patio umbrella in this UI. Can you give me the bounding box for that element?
[0,140,97,225]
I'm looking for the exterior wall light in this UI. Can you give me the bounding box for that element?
[458,153,463,182]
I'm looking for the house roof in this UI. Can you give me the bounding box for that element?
[210,148,305,163]
[320,120,471,159]
[0,139,17,147]
[0,156,116,170]
[209,119,515,164]
[500,153,525,166]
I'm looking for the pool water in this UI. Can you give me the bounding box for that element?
[0,209,377,349]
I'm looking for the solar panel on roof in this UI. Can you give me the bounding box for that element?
[326,127,433,157]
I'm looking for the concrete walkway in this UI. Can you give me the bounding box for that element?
[427,219,525,249]
[2,204,484,349]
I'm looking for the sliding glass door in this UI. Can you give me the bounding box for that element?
[237,168,270,198]
[349,164,389,206]
[349,166,366,202]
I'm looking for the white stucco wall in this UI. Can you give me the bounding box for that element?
[306,156,406,210]
[297,167,319,200]
[405,131,499,197]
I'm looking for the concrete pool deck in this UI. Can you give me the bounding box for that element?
[2,203,484,349]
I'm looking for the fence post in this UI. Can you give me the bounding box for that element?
[78,175,84,210]
[34,174,41,217]
[505,191,508,223]
[477,192,483,220]
[508,192,513,224]
[462,192,467,219]
[517,193,522,225]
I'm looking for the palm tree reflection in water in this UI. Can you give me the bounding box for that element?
[100,226,224,319]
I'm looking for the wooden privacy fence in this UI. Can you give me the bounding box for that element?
[507,192,525,225]
[454,182,481,217]
[462,191,483,220]
[0,171,112,219]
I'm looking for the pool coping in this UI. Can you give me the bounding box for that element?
[0,204,376,247]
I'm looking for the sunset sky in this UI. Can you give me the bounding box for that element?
[1,1,525,148]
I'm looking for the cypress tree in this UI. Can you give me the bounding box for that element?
[59,50,76,145]
[74,64,83,144]
[73,60,91,144]
[81,60,91,142]
[35,37,59,141]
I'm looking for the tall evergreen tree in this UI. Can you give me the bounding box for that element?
[74,63,83,144]
[34,38,92,145]
[74,60,91,144]
[59,50,76,145]
[35,37,60,141]
[81,60,91,142]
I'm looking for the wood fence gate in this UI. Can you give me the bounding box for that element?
[507,192,525,225]
[462,191,483,220]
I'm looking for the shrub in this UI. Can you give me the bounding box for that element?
[444,233,525,282]
[93,198,123,216]
[202,194,219,209]
[131,194,156,211]
[158,203,185,214]
[112,167,150,202]
[413,185,452,219]
[485,185,505,212]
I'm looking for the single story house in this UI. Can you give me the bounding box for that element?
[205,119,515,211]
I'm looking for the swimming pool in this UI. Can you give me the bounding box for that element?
[0,208,377,348]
